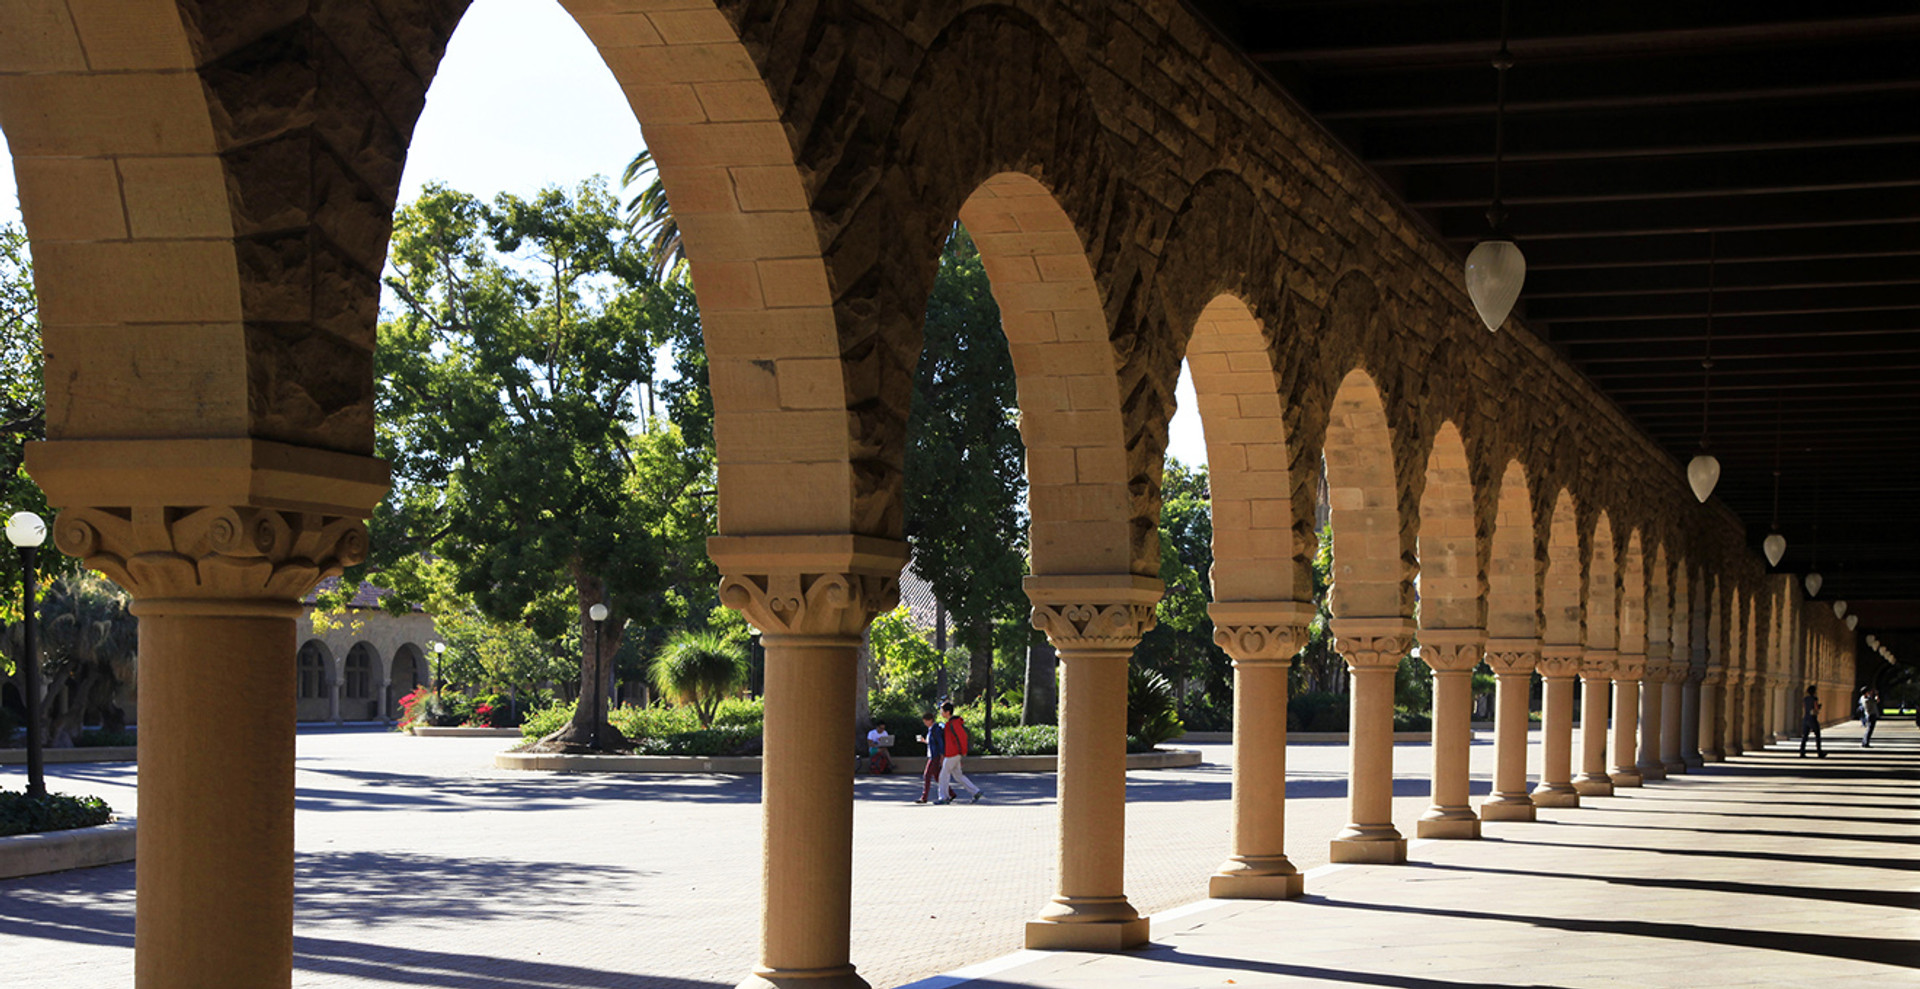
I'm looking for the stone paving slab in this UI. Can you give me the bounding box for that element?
[902,721,1920,989]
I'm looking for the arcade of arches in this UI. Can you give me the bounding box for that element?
[0,3,1866,989]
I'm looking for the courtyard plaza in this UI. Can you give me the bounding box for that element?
[4,721,1913,989]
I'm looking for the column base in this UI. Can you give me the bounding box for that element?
[1209,856,1304,900]
[1573,774,1614,796]
[1689,751,1712,766]
[1662,758,1687,775]
[1330,826,1408,864]
[1480,795,1540,820]
[1724,744,1744,758]
[1636,761,1666,780]
[1529,783,1580,809]
[740,966,871,989]
[1609,768,1643,787]
[1416,811,1483,839]
[1026,896,1149,951]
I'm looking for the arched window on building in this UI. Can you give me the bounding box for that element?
[297,643,329,700]
[344,645,375,700]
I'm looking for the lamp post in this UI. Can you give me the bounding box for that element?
[6,511,47,798]
[430,641,447,688]
[588,603,609,749]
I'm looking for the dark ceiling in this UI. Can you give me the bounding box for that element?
[1187,0,1920,651]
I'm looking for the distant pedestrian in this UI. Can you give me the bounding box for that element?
[1859,688,1880,747]
[914,712,943,803]
[866,720,894,774]
[1799,685,1825,758]
[936,702,982,804]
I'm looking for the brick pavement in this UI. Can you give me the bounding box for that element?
[903,720,1920,989]
[2,729,1514,988]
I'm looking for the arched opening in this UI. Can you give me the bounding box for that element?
[1323,369,1411,621]
[959,171,1134,577]
[1486,463,1538,643]
[1619,531,1647,658]
[343,643,380,722]
[1416,423,1479,632]
[1542,491,1582,647]
[390,644,427,720]
[296,640,333,724]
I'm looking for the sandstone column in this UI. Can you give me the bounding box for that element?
[1576,651,1616,796]
[1531,647,1582,807]
[1418,630,1485,837]
[1025,575,1162,951]
[1681,666,1707,767]
[1660,662,1687,775]
[1635,653,1667,780]
[1329,619,1415,864]
[1208,602,1313,898]
[1609,655,1645,786]
[30,440,384,989]
[713,535,906,989]
[1479,639,1538,821]
[1746,673,1771,751]
[1699,666,1726,762]
[1722,669,1746,758]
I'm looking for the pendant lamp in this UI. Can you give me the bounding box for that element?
[1845,614,1858,631]
[1762,410,1785,566]
[1688,233,1720,502]
[1465,0,1524,332]
[1833,600,1847,620]
[1804,510,1823,597]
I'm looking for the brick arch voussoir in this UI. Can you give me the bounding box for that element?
[841,6,1164,573]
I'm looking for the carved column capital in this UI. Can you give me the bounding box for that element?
[1419,628,1487,674]
[1209,600,1314,666]
[1642,658,1669,682]
[1702,665,1727,686]
[1331,617,1416,671]
[710,534,907,643]
[55,506,368,616]
[1481,636,1538,676]
[1026,574,1162,652]
[1614,653,1647,680]
[1667,661,1693,685]
[1580,649,1619,679]
[1537,644,1584,678]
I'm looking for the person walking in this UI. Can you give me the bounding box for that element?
[914,712,944,803]
[1798,685,1825,758]
[935,702,983,804]
[1859,688,1880,747]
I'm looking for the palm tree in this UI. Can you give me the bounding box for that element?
[621,149,684,279]
[6,574,138,743]
[650,630,748,728]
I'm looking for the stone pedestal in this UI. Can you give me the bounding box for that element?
[1576,651,1616,796]
[1418,630,1486,838]
[1024,576,1160,951]
[1610,656,1645,787]
[1329,619,1414,865]
[1531,648,1582,808]
[1479,640,1538,822]
[1208,603,1311,900]
[715,535,907,989]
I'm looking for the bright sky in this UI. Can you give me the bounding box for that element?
[0,0,1209,467]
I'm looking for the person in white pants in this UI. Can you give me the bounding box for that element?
[936,702,982,804]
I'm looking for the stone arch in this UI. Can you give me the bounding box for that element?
[1648,541,1672,659]
[958,172,1134,575]
[1183,294,1298,602]
[1322,369,1410,620]
[295,639,332,722]
[1486,461,1537,640]
[850,6,1161,571]
[1542,490,1582,646]
[1619,530,1647,656]
[342,642,380,721]
[1587,512,1619,651]
[389,642,426,719]
[1416,422,1480,631]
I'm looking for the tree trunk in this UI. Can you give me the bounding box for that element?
[534,566,630,752]
[966,619,991,703]
[1022,638,1059,725]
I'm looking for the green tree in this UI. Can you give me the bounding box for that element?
[903,227,1028,721]
[1135,458,1232,706]
[365,180,711,751]
[620,149,684,280]
[4,574,138,743]
[651,629,749,728]
[432,609,576,702]
[0,224,76,630]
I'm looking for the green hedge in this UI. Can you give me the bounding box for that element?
[0,790,113,837]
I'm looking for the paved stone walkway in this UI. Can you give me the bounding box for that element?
[903,720,1920,989]
[5,723,1910,987]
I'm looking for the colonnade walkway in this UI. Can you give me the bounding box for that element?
[907,720,1920,989]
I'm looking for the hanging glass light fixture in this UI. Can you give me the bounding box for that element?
[1804,484,1823,596]
[1846,614,1859,631]
[1465,0,1525,332]
[1833,600,1847,620]
[1688,233,1720,502]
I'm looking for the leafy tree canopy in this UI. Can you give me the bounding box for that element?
[0,223,74,625]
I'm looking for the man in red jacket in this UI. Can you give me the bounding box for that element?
[935,701,983,804]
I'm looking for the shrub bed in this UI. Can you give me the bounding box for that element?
[0,790,113,837]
